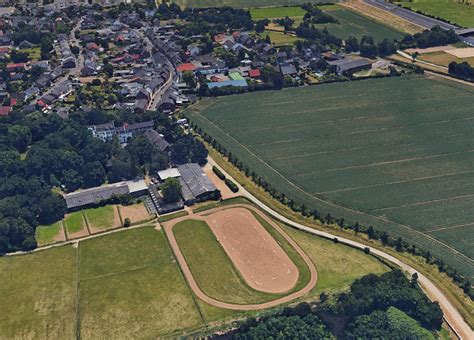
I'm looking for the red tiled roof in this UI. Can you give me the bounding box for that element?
[177,63,197,72]
[213,33,226,42]
[248,69,261,78]
[6,63,25,69]
[0,46,10,53]
[0,106,11,116]
[10,98,17,106]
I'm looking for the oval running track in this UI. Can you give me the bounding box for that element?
[162,203,318,311]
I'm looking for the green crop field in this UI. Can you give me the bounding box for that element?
[263,30,301,46]
[171,0,334,9]
[314,9,405,42]
[396,0,474,27]
[250,6,306,20]
[184,75,474,280]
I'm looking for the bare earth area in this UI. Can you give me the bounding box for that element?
[162,204,317,310]
[446,47,474,58]
[205,207,299,293]
[203,163,239,199]
[55,222,67,242]
[405,45,456,54]
[119,203,151,224]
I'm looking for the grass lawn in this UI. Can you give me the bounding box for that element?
[19,47,41,62]
[0,246,77,339]
[262,30,301,46]
[316,8,405,42]
[79,227,204,338]
[173,219,279,304]
[35,221,63,246]
[283,225,390,296]
[83,205,116,230]
[418,51,474,67]
[63,211,86,235]
[183,75,474,280]
[396,0,474,27]
[250,6,306,20]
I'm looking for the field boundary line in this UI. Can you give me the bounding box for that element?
[190,111,474,265]
[82,210,92,236]
[75,243,81,340]
[371,192,474,212]
[317,169,474,195]
[427,222,474,233]
[80,260,173,282]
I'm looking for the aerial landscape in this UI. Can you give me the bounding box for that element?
[0,0,473,339]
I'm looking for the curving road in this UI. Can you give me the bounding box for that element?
[206,157,473,339]
[162,204,318,311]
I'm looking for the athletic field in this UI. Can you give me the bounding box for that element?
[184,75,474,280]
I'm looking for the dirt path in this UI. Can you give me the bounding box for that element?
[207,157,473,339]
[162,204,318,311]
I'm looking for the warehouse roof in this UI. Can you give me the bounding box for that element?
[177,163,216,201]
[65,182,129,209]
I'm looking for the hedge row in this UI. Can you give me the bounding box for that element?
[212,166,226,180]
[225,178,239,193]
[190,123,474,300]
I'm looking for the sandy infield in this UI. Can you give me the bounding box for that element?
[446,48,474,58]
[204,207,299,294]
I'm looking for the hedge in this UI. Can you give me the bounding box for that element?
[225,178,239,193]
[212,166,226,180]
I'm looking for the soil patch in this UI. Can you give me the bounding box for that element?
[203,163,239,200]
[204,207,299,294]
[119,203,152,224]
[446,47,474,58]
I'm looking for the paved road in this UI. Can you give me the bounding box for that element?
[363,0,459,30]
[207,157,473,339]
[162,203,318,311]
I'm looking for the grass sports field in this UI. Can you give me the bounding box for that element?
[1,203,393,336]
[171,0,334,8]
[184,75,474,280]
[315,9,405,43]
[396,0,474,27]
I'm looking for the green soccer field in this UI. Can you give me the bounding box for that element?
[184,75,474,280]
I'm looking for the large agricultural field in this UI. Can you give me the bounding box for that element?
[184,75,474,280]
[314,8,405,42]
[171,0,334,9]
[396,0,474,27]
[0,204,391,337]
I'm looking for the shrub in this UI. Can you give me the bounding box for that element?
[225,178,239,193]
[123,217,131,228]
[212,166,226,180]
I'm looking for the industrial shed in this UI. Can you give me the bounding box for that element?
[177,163,218,205]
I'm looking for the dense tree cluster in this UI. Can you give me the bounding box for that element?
[322,270,443,331]
[302,4,338,24]
[0,108,208,254]
[400,26,459,49]
[295,23,342,47]
[448,61,474,81]
[346,306,434,339]
[232,314,331,339]
[173,6,253,37]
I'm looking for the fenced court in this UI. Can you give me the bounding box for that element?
[184,75,474,280]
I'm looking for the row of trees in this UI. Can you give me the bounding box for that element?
[191,123,473,300]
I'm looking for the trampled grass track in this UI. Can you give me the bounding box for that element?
[184,75,474,280]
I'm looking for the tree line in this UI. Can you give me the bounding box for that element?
[190,122,473,300]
